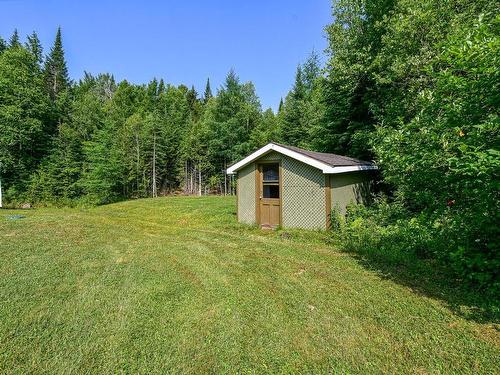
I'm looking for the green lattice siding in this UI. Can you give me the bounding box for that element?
[258,152,281,162]
[281,154,325,229]
[258,151,326,229]
[235,150,375,229]
[237,163,256,224]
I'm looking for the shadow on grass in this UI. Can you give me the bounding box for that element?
[340,247,499,325]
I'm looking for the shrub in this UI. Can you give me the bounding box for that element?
[335,199,433,264]
[352,15,500,293]
[333,196,499,294]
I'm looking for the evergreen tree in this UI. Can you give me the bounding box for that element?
[186,85,198,112]
[302,51,321,93]
[28,123,84,203]
[81,81,141,203]
[158,78,165,95]
[81,120,125,204]
[0,37,6,54]
[0,47,51,200]
[250,108,278,148]
[26,31,43,64]
[205,69,261,186]
[204,78,212,103]
[44,27,70,100]
[292,65,306,101]
[72,74,108,139]
[157,85,191,191]
[278,98,284,113]
[277,53,322,148]
[279,66,306,146]
[145,78,159,111]
[9,29,20,48]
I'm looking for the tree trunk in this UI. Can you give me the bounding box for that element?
[136,134,140,193]
[184,160,188,194]
[224,159,227,196]
[198,165,202,196]
[152,132,157,198]
[190,163,194,195]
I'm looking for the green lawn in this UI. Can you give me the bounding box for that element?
[0,196,498,374]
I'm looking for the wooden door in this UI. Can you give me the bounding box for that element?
[257,163,281,228]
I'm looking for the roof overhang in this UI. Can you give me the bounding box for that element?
[226,143,377,174]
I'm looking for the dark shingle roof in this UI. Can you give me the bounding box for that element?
[274,143,374,167]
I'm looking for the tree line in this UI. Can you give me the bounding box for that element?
[0,27,325,204]
[0,0,498,290]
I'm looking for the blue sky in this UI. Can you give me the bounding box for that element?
[0,0,331,110]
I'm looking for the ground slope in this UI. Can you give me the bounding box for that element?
[0,197,498,374]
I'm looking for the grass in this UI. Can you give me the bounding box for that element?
[0,196,498,374]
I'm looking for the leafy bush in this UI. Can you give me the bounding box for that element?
[334,198,434,264]
[334,195,499,294]
[349,15,500,292]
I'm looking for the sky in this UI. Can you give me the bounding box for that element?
[0,0,331,111]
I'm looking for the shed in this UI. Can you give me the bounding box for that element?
[226,143,377,230]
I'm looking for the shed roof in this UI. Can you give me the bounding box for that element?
[227,143,377,174]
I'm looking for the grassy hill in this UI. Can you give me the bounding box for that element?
[0,196,498,374]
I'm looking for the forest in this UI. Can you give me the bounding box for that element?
[0,0,498,291]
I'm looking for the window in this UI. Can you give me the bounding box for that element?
[262,164,279,198]
[263,184,279,198]
[263,164,279,182]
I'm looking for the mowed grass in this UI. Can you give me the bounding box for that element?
[0,196,498,374]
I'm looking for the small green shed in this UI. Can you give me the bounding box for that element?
[226,143,377,230]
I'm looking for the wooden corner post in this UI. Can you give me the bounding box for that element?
[325,174,331,229]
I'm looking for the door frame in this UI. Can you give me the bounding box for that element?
[255,161,282,227]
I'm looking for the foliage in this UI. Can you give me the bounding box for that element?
[8,29,21,48]
[0,28,324,204]
[25,31,43,64]
[279,52,323,148]
[336,199,432,262]
[43,27,70,101]
[372,14,500,289]
[0,46,51,200]
[203,77,212,103]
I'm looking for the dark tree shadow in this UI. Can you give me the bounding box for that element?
[346,249,500,325]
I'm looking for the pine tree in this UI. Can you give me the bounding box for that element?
[278,98,284,113]
[292,65,306,101]
[225,69,240,93]
[302,50,321,93]
[26,31,43,64]
[205,69,261,192]
[145,78,159,111]
[44,27,70,100]
[158,78,165,95]
[0,47,51,198]
[204,78,212,103]
[0,37,6,54]
[278,66,306,146]
[250,108,278,148]
[29,123,84,202]
[186,85,198,112]
[9,29,20,48]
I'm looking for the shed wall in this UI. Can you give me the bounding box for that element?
[260,151,326,229]
[330,172,372,215]
[237,163,256,224]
